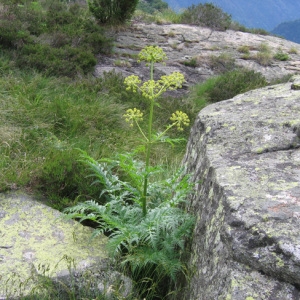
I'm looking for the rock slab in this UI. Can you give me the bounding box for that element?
[0,192,111,299]
[182,76,300,299]
[95,22,300,95]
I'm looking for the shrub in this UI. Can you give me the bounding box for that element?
[238,45,251,59]
[0,0,112,77]
[249,28,269,35]
[269,74,293,85]
[238,45,250,54]
[254,43,273,66]
[0,3,36,49]
[183,57,197,68]
[88,0,139,24]
[137,0,168,14]
[0,20,33,49]
[274,50,289,61]
[289,47,298,54]
[180,2,232,31]
[209,53,236,73]
[206,68,267,102]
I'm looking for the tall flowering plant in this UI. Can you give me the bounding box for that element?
[124,46,190,215]
[64,46,194,299]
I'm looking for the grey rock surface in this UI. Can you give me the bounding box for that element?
[0,192,130,299]
[182,76,300,299]
[95,23,300,95]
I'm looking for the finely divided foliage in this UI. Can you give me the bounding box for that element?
[64,151,194,298]
[64,46,195,299]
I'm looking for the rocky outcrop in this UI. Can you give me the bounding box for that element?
[182,76,300,299]
[0,192,131,299]
[95,23,300,94]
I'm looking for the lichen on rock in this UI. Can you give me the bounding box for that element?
[0,192,130,299]
[182,75,300,299]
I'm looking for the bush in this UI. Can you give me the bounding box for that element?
[209,53,236,73]
[180,2,232,31]
[238,45,250,54]
[238,45,251,59]
[253,43,273,66]
[206,68,267,102]
[274,50,289,61]
[249,28,269,35]
[183,57,197,68]
[289,47,298,54]
[88,0,139,24]
[137,0,168,14]
[0,3,36,49]
[0,0,112,77]
[185,76,217,116]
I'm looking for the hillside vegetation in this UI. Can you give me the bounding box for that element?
[0,0,279,208]
[0,1,293,299]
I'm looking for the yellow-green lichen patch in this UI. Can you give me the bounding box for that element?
[0,192,108,297]
[183,75,300,299]
[253,147,266,154]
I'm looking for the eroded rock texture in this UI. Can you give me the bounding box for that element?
[0,192,131,299]
[182,76,300,299]
[95,23,300,95]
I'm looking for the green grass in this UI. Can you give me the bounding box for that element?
[185,76,218,114]
[0,57,193,210]
[0,46,196,300]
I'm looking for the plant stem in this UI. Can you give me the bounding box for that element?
[142,61,155,216]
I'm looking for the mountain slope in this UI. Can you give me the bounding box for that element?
[272,19,300,44]
[164,0,300,31]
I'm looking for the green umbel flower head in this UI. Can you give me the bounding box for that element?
[170,111,190,131]
[138,45,167,63]
[123,108,143,127]
[124,75,141,93]
[159,72,185,91]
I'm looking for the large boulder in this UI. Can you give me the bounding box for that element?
[0,192,131,299]
[182,76,300,299]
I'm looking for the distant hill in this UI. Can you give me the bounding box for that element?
[272,20,300,44]
[164,0,300,31]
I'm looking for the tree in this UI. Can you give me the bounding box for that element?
[88,0,139,24]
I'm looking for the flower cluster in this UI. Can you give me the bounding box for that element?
[123,108,143,127]
[124,73,185,100]
[123,46,189,137]
[159,72,185,91]
[124,75,141,93]
[170,111,190,131]
[138,45,167,63]
[140,80,162,99]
